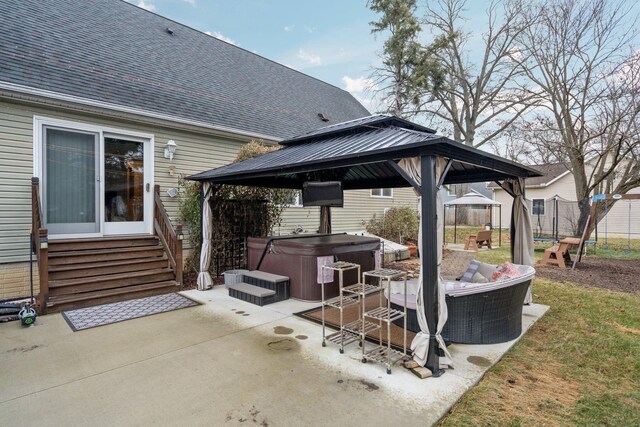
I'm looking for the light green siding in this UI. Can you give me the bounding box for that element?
[277,188,418,235]
[0,99,419,265]
[0,99,251,263]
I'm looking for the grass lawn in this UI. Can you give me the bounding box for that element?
[445,225,640,259]
[437,245,640,426]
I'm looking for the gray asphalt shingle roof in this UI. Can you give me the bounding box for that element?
[0,0,369,139]
[488,162,569,188]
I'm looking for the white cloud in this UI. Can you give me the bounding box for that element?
[182,0,196,4]
[212,31,237,46]
[341,76,377,94]
[305,26,316,34]
[341,75,380,110]
[136,0,156,12]
[204,31,212,36]
[284,25,295,32]
[297,49,322,66]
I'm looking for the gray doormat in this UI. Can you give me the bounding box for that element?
[61,293,199,331]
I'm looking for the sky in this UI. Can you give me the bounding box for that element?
[128,0,384,109]
[126,0,491,112]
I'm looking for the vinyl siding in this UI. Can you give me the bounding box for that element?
[0,99,419,266]
[0,99,250,263]
[277,188,419,235]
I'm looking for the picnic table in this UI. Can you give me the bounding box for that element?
[540,237,581,268]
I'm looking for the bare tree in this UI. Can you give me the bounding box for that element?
[516,0,640,235]
[417,0,537,146]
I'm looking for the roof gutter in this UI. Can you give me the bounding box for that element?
[0,81,283,143]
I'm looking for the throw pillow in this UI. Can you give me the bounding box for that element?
[477,262,499,280]
[471,271,489,283]
[460,259,481,282]
[501,262,523,278]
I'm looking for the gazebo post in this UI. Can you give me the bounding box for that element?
[489,204,493,229]
[454,205,457,244]
[499,205,502,247]
[443,206,446,245]
[320,206,331,234]
[420,155,442,376]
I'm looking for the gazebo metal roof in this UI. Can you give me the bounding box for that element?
[444,192,502,206]
[188,115,542,187]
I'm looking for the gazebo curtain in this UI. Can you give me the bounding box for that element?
[498,178,534,303]
[398,157,453,369]
[197,182,213,291]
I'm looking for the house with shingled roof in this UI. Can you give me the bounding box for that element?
[0,0,419,308]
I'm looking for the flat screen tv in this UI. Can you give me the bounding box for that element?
[302,181,343,207]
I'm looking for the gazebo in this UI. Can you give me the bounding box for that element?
[444,192,502,247]
[189,115,541,376]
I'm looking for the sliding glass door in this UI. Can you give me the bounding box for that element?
[103,136,150,235]
[40,120,152,237]
[43,127,100,235]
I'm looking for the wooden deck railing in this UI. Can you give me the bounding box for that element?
[153,185,183,285]
[31,177,49,314]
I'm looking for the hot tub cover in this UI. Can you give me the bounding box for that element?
[249,234,380,256]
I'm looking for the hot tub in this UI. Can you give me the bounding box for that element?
[248,234,380,301]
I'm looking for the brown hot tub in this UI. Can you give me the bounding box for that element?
[248,234,380,301]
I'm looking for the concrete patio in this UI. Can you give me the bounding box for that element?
[0,287,548,426]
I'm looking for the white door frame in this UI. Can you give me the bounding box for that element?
[33,116,155,240]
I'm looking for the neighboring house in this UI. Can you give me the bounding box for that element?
[491,162,640,238]
[0,0,417,304]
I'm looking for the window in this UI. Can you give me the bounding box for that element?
[370,188,393,198]
[446,184,459,196]
[532,198,545,216]
[285,190,303,207]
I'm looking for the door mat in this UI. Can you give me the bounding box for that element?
[61,293,199,331]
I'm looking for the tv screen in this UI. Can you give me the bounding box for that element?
[302,181,343,207]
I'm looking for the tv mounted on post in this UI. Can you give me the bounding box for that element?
[302,181,343,207]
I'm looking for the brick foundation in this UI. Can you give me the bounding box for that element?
[0,262,39,300]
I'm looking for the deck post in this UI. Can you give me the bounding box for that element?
[420,155,443,376]
[37,228,49,315]
[176,225,184,285]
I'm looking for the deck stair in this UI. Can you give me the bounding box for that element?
[45,235,180,312]
[228,270,290,306]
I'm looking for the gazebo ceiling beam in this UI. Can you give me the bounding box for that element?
[386,160,421,192]
[444,171,520,185]
[437,159,453,188]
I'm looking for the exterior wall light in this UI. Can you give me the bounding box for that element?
[164,140,177,161]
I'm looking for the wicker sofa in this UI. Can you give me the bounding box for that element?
[386,264,535,344]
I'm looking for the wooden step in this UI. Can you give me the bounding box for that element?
[49,268,175,296]
[47,281,180,313]
[48,235,160,253]
[48,245,164,265]
[49,258,168,281]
